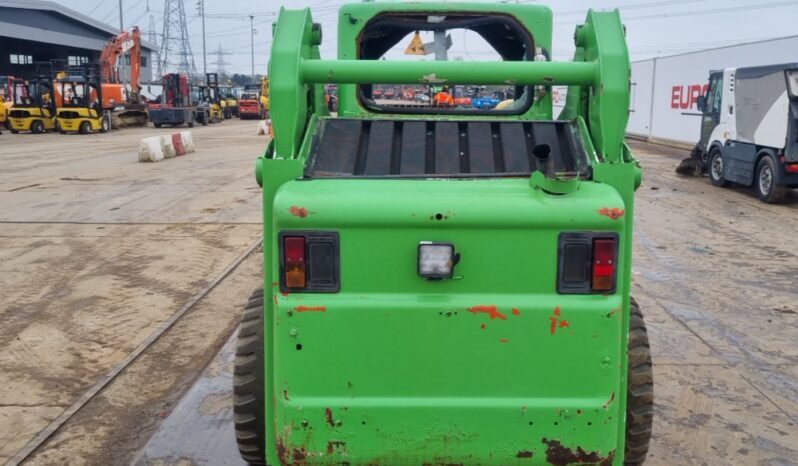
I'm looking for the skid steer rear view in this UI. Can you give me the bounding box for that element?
[235,3,652,465]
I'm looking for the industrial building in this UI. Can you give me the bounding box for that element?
[0,0,156,81]
[627,35,798,146]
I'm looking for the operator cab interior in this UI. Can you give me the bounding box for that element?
[357,13,539,115]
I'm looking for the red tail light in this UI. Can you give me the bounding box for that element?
[283,236,306,289]
[279,231,340,292]
[557,233,618,294]
[785,163,798,174]
[592,238,617,291]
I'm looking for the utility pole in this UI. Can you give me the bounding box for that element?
[198,0,207,77]
[250,15,255,82]
[118,0,124,30]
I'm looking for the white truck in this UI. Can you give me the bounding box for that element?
[692,63,798,202]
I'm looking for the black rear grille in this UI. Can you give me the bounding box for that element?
[9,110,30,118]
[305,118,590,178]
[58,111,80,119]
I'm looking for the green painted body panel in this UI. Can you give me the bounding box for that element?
[263,3,640,465]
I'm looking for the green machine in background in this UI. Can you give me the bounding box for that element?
[236,3,650,465]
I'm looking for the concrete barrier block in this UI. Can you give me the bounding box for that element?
[179,131,195,153]
[172,133,186,156]
[258,120,270,136]
[161,135,176,159]
[139,136,164,162]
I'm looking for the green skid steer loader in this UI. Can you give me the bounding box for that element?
[235,3,652,465]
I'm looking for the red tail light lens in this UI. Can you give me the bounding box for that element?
[592,238,617,291]
[283,236,306,289]
[785,163,798,174]
[558,233,618,294]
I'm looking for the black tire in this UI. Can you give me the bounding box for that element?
[754,155,787,204]
[31,120,44,134]
[154,122,162,128]
[625,297,654,465]
[201,113,208,126]
[100,116,110,133]
[10,128,19,134]
[79,121,91,134]
[188,113,195,128]
[234,289,267,465]
[708,147,729,187]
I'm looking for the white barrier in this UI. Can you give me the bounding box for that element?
[258,119,270,136]
[179,131,195,153]
[139,131,194,163]
[161,135,176,159]
[139,136,164,162]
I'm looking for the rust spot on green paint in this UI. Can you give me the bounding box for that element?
[326,440,347,454]
[512,307,521,316]
[516,450,534,458]
[288,205,309,218]
[542,438,616,466]
[295,305,326,312]
[468,305,507,320]
[499,338,509,343]
[598,207,625,220]
[602,391,616,409]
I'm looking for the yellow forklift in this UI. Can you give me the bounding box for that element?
[56,64,111,134]
[197,73,223,123]
[8,62,58,134]
[0,75,16,130]
[220,84,238,119]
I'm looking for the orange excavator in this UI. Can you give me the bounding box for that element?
[98,26,148,127]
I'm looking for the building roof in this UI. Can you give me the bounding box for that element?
[0,0,157,52]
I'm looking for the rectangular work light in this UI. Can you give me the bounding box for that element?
[418,242,455,279]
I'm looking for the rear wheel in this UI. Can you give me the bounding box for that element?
[708,147,729,187]
[188,113,195,128]
[234,289,267,465]
[31,120,44,134]
[625,298,654,465]
[100,115,110,133]
[79,121,91,134]
[154,122,162,128]
[755,155,787,203]
[10,128,19,134]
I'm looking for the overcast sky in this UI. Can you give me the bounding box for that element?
[52,0,798,74]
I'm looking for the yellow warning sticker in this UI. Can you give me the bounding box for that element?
[404,31,426,56]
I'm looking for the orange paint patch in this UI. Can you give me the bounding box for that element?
[294,305,326,312]
[598,207,625,220]
[288,206,309,218]
[468,305,507,320]
[512,307,521,316]
[550,306,570,335]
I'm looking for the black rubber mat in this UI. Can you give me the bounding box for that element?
[305,118,590,178]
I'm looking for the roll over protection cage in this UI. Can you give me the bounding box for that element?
[268,5,631,166]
